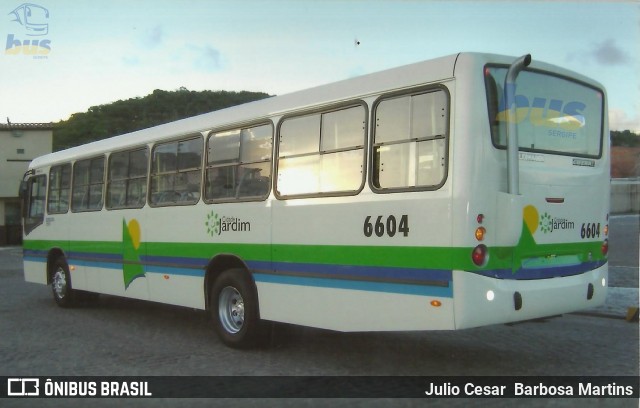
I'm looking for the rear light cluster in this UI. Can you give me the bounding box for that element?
[472,245,488,266]
[472,213,488,267]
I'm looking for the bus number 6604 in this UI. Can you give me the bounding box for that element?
[363,215,409,238]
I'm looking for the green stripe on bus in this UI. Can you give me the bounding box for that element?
[23,238,605,273]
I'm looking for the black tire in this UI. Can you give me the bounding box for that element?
[209,269,266,348]
[50,257,76,308]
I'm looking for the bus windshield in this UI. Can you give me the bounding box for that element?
[485,66,604,158]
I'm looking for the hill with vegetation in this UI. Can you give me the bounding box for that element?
[53,88,271,151]
[611,130,640,148]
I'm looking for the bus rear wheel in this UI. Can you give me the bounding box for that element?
[51,257,76,308]
[210,269,265,348]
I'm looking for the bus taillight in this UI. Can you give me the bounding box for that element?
[601,239,609,256]
[472,244,488,267]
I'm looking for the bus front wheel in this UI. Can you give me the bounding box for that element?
[51,257,76,308]
[209,269,265,348]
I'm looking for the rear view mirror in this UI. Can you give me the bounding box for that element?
[18,180,28,200]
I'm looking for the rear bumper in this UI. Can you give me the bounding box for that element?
[453,263,608,329]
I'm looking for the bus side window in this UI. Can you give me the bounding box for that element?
[107,148,148,209]
[24,175,47,235]
[205,124,272,202]
[150,136,203,206]
[372,89,448,191]
[276,104,366,198]
[47,164,71,214]
[72,157,105,212]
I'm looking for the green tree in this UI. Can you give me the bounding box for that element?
[611,130,640,147]
[54,89,270,151]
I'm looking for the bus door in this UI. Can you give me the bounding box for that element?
[20,171,50,284]
[20,171,47,236]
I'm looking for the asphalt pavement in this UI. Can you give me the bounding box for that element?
[589,214,639,320]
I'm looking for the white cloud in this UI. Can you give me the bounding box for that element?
[609,108,640,132]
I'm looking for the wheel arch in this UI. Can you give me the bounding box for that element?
[203,253,257,312]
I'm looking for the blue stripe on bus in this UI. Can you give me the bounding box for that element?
[23,250,606,289]
[24,251,452,295]
[145,264,204,277]
[248,260,452,283]
[140,257,453,287]
[72,259,123,270]
[253,273,453,297]
[142,255,208,268]
[472,260,607,280]
[23,249,47,259]
[23,256,45,263]
[68,252,123,262]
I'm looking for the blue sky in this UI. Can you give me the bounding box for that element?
[1,0,639,131]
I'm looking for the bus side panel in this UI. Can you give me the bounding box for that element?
[145,273,205,309]
[22,208,69,286]
[256,281,455,331]
[65,210,149,300]
[265,188,455,331]
[139,205,203,309]
[142,201,271,310]
[23,257,48,284]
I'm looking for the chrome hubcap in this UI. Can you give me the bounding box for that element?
[53,268,67,299]
[218,286,244,334]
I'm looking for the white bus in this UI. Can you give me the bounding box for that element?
[21,52,610,348]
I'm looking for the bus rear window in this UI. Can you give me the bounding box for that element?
[485,66,604,158]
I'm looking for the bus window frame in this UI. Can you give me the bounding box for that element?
[71,155,106,213]
[483,64,605,160]
[47,163,71,215]
[369,84,450,194]
[274,100,369,200]
[204,121,274,204]
[149,134,204,208]
[106,146,150,210]
[24,174,47,235]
